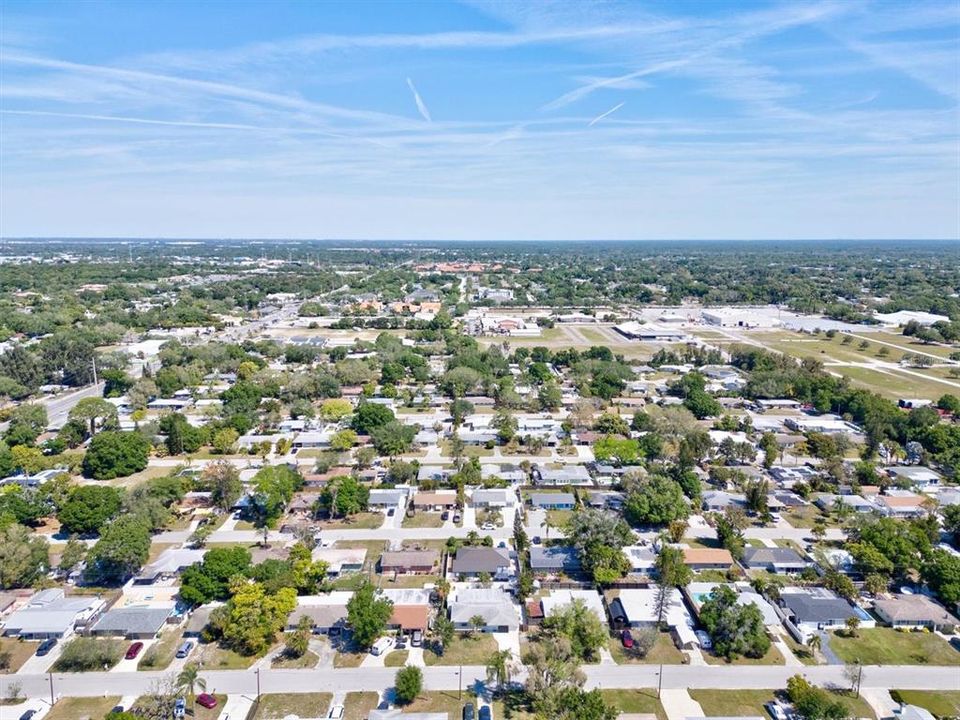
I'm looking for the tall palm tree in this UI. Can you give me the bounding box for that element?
[177,662,206,709]
[807,633,822,656]
[486,649,513,691]
[540,516,553,540]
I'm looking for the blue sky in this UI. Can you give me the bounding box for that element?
[1,0,958,240]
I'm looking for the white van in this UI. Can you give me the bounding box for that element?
[370,636,394,656]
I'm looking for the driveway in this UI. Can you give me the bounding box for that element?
[111,639,158,672]
[861,689,898,720]
[217,693,256,720]
[660,689,705,720]
[17,642,62,675]
[493,631,521,661]
[462,506,478,530]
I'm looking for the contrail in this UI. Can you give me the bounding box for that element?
[588,101,624,126]
[406,77,432,122]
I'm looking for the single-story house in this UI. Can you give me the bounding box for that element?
[686,582,780,628]
[481,464,527,484]
[183,603,221,637]
[540,589,605,622]
[741,547,809,573]
[3,589,106,639]
[417,466,454,483]
[610,587,698,648]
[310,547,367,575]
[286,592,353,633]
[471,488,515,508]
[412,492,457,510]
[873,493,928,519]
[292,431,332,449]
[134,548,207,585]
[529,492,575,510]
[873,594,959,631]
[450,547,513,580]
[89,604,175,639]
[388,605,431,635]
[778,587,875,642]
[368,488,407,509]
[624,545,657,575]
[815,494,876,514]
[530,546,581,574]
[380,550,439,575]
[886,466,941,489]
[448,587,520,632]
[682,548,734,571]
[702,491,747,513]
[534,465,592,486]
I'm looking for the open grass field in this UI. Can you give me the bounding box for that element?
[847,331,960,359]
[601,690,668,720]
[829,628,960,665]
[424,632,499,666]
[690,689,875,720]
[402,512,445,529]
[384,648,409,666]
[195,640,260,669]
[838,366,958,401]
[892,691,960,719]
[0,638,40,674]
[607,631,685,665]
[344,692,381,720]
[319,512,385,529]
[253,692,331,719]
[703,643,785,665]
[46,696,121,720]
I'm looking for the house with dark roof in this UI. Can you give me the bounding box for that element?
[450,547,513,580]
[778,586,874,641]
[529,546,581,574]
[380,550,439,575]
[741,547,809,573]
[89,604,175,639]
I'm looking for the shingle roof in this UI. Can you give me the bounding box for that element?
[451,547,511,574]
[90,606,173,636]
[742,547,806,566]
[530,546,580,571]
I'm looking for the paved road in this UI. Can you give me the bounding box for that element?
[0,382,106,433]
[7,664,958,702]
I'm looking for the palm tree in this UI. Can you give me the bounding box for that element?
[807,633,822,658]
[540,516,553,540]
[485,649,513,691]
[177,662,206,709]
[435,578,451,605]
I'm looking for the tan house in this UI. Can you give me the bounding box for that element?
[682,548,734,571]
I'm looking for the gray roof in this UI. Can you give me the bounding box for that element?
[451,547,511,575]
[530,492,575,507]
[780,591,858,624]
[380,550,439,570]
[287,604,348,629]
[742,547,807,567]
[536,465,591,483]
[90,606,173,636]
[530,546,580,571]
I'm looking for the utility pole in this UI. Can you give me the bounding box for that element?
[48,671,54,706]
[458,664,463,700]
[657,663,663,699]
[92,357,98,385]
[255,667,261,700]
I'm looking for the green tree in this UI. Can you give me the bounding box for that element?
[654,545,692,625]
[0,523,49,589]
[351,402,395,433]
[82,430,150,480]
[203,460,243,511]
[285,615,313,658]
[485,648,514,690]
[84,515,151,584]
[221,582,297,656]
[371,421,416,456]
[4,404,48,446]
[68,397,118,437]
[699,585,770,660]
[320,398,353,421]
[176,662,207,711]
[624,476,689,526]
[346,580,394,649]
[58,485,123,535]
[179,545,252,606]
[330,429,358,451]
[394,665,423,705]
[542,598,608,661]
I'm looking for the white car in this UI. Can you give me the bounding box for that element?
[481,523,496,531]
[328,705,345,719]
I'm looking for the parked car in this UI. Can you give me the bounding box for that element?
[377,701,390,710]
[412,630,423,647]
[328,704,345,719]
[463,703,476,720]
[765,702,788,720]
[370,636,394,656]
[35,638,57,656]
[481,522,495,531]
[396,638,407,650]
[621,629,634,648]
[196,694,218,709]
[695,630,712,650]
[442,511,450,520]
[175,640,194,659]
[125,641,144,660]
[453,513,462,523]
[479,706,492,720]
[532,536,541,545]
[19,710,37,720]
[387,507,396,516]
[173,698,187,719]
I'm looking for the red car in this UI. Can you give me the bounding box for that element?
[125,642,144,660]
[196,693,218,709]
[621,629,634,649]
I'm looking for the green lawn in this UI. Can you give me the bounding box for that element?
[892,691,960,719]
[837,366,955,402]
[271,649,319,668]
[402,512,445,529]
[253,692,331,720]
[608,632,685,665]
[780,632,819,666]
[319,512,384,529]
[138,626,185,670]
[689,689,778,718]
[424,633,499,666]
[52,638,124,672]
[344,692,381,720]
[195,640,260,669]
[46,696,122,720]
[601,690,668,720]
[703,643,785,666]
[404,691,477,717]
[0,638,40,673]
[829,628,960,665]
[384,649,409,666]
[334,648,367,668]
